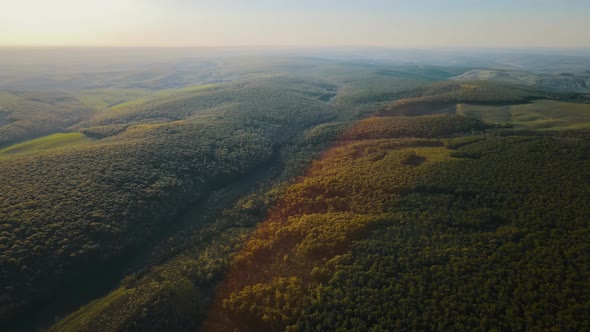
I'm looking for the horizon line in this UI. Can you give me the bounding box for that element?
[1,44,590,50]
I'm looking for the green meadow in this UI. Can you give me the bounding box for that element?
[74,88,153,110]
[0,132,90,157]
[0,91,22,104]
[49,288,127,332]
[457,100,590,131]
[107,83,219,111]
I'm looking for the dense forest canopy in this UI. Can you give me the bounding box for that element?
[0,50,589,331]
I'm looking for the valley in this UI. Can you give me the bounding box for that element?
[0,50,589,331]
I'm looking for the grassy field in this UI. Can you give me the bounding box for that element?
[0,91,21,104]
[49,287,127,332]
[107,83,219,111]
[74,88,152,110]
[457,100,590,131]
[0,132,90,157]
[72,84,219,112]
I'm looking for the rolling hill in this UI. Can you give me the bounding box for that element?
[453,69,590,93]
[0,57,589,331]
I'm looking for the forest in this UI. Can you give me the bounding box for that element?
[0,53,589,331]
[205,118,590,331]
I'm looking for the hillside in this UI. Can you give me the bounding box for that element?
[204,115,590,331]
[453,69,590,93]
[0,92,94,148]
[0,58,589,331]
[457,100,590,131]
[46,81,590,331]
[0,75,346,328]
[378,80,545,117]
[0,133,90,157]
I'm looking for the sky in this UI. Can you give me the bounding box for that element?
[1,0,589,47]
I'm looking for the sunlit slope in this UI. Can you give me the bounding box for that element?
[453,69,590,93]
[15,70,590,331]
[49,288,128,332]
[334,77,590,133]
[0,132,90,157]
[73,88,153,110]
[377,80,590,132]
[457,100,590,131]
[0,76,341,324]
[379,81,544,116]
[82,79,324,126]
[204,114,590,331]
[0,91,21,105]
[0,91,94,148]
[104,84,219,111]
[45,83,590,332]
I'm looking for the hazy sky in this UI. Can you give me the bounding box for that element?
[1,0,589,47]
